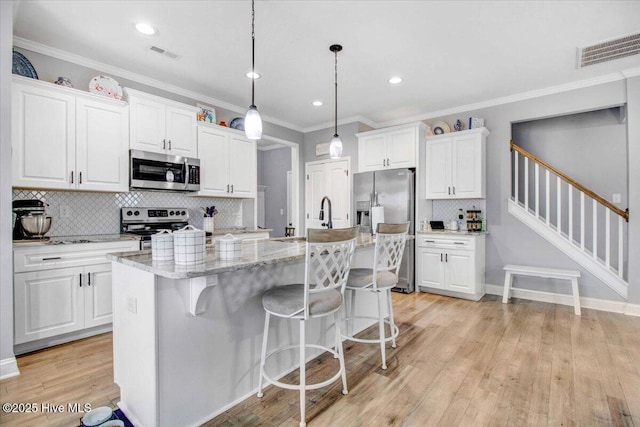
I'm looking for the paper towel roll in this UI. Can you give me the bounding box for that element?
[371,206,385,234]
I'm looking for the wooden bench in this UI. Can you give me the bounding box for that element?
[502,264,581,315]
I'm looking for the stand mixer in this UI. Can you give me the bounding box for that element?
[13,199,52,240]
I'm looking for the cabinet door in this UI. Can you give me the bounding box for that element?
[451,134,484,198]
[325,159,350,228]
[445,250,474,293]
[387,128,416,169]
[229,136,257,198]
[14,267,84,344]
[129,96,166,153]
[416,248,445,289]
[358,134,387,172]
[12,82,75,189]
[425,138,452,199]
[197,126,230,196]
[76,98,129,192]
[305,163,327,229]
[84,264,113,328]
[166,105,197,157]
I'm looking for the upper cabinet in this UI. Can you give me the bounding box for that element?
[425,127,489,199]
[356,122,426,172]
[197,124,256,198]
[12,76,129,192]
[126,88,199,158]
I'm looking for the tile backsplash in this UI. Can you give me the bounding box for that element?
[430,199,486,223]
[13,190,243,237]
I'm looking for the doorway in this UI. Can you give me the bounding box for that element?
[305,157,351,231]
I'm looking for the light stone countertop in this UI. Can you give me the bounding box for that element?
[107,233,414,280]
[212,228,272,236]
[13,233,140,246]
[416,230,489,236]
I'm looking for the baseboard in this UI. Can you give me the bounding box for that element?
[0,357,20,380]
[485,284,639,317]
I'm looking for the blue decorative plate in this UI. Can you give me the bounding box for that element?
[230,117,245,131]
[12,50,38,79]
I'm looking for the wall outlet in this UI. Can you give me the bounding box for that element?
[127,296,137,314]
[280,209,284,215]
[60,205,72,218]
[612,193,622,203]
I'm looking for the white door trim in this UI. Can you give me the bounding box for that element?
[304,157,351,231]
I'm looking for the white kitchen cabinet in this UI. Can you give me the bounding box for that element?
[127,88,199,157]
[415,233,485,300]
[305,159,350,230]
[197,124,257,198]
[425,127,489,199]
[356,122,426,172]
[13,240,139,347]
[12,76,128,192]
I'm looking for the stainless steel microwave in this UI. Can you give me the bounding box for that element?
[130,149,200,192]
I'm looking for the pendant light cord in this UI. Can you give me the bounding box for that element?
[251,0,256,107]
[334,48,338,137]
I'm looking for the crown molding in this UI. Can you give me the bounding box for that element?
[376,68,640,128]
[13,37,305,133]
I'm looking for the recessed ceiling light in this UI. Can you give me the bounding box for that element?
[312,100,323,106]
[388,76,403,84]
[246,71,261,79]
[135,22,158,36]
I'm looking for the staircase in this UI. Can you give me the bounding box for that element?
[509,142,629,299]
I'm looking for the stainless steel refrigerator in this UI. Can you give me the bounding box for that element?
[353,168,415,293]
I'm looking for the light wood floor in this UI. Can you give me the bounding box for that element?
[2,293,639,426]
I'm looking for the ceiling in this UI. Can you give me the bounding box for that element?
[12,1,640,132]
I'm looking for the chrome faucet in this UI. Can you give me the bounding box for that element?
[319,196,333,229]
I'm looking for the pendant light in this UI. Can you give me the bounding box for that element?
[329,44,343,159]
[244,0,262,140]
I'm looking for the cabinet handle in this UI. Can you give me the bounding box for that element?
[231,184,234,193]
[168,140,172,150]
[448,186,450,195]
[70,171,74,184]
[42,256,61,261]
[227,184,230,193]
[425,240,435,243]
[382,159,385,167]
[79,273,82,287]
[163,139,166,150]
[454,242,465,245]
[452,186,455,195]
[445,254,448,262]
[440,253,443,262]
[79,171,82,184]
[88,272,91,286]
[387,158,390,166]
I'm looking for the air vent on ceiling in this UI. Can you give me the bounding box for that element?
[149,45,181,60]
[578,33,640,68]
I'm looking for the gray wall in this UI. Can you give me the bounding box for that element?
[14,47,304,145]
[1,1,15,371]
[627,76,640,305]
[257,147,291,237]
[421,80,635,302]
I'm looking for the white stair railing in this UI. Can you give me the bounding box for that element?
[510,142,628,283]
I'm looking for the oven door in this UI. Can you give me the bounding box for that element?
[130,149,200,191]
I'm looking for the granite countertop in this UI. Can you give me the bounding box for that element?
[13,233,140,246]
[107,233,414,280]
[416,230,489,236]
[212,228,272,236]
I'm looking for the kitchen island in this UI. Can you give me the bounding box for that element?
[107,234,391,427]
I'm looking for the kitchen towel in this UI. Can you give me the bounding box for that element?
[371,206,385,234]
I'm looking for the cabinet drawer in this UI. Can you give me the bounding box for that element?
[417,235,475,251]
[14,241,139,273]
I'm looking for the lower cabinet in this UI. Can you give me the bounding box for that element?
[13,241,139,346]
[415,233,485,300]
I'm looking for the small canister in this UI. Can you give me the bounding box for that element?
[151,229,173,261]
[216,233,242,260]
[173,225,206,265]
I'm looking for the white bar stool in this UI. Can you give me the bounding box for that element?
[342,222,409,370]
[257,226,359,427]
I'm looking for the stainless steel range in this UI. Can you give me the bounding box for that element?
[120,207,190,249]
